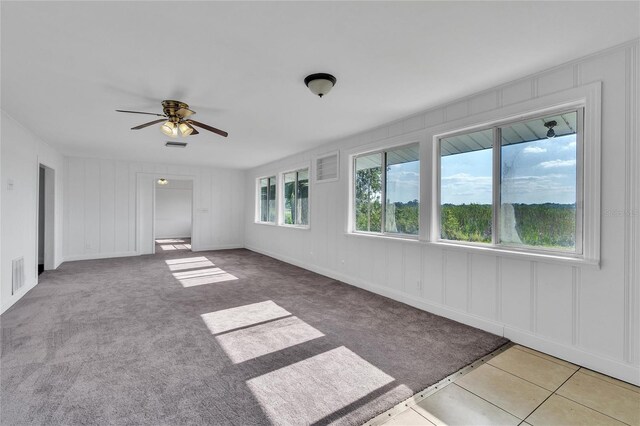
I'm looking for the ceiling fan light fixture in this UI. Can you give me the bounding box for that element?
[157,178,169,185]
[178,122,194,137]
[304,73,337,98]
[117,100,228,138]
[161,120,178,137]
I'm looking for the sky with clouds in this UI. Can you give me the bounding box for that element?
[386,160,420,203]
[441,134,577,205]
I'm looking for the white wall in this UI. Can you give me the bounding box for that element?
[1,110,64,314]
[63,158,244,261]
[155,180,193,239]
[244,41,640,384]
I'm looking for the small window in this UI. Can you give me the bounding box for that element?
[258,176,277,223]
[282,168,309,226]
[438,109,582,254]
[353,144,419,236]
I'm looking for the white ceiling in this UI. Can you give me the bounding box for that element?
[2,2,638,169]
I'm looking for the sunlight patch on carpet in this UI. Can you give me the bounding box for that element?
[247,346,405,425]
[160,244,191,250]
[156,239,186,243]
[201,300,291,334]
[174,267,238,287]
[165,256,214,271]
[216,316,324,363]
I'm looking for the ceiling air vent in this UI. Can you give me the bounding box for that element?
[165,141,188,148]
[315,151,339,183]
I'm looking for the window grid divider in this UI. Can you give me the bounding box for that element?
[492,127,501,246]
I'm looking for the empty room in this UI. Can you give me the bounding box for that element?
[1,1,639,425]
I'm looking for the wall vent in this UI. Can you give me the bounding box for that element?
[316,151,339,183]
[165,141,188,148]
[12,257,24,295]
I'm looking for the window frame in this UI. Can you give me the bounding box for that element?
[436,107,584,256]
[350,142,420,239]
[429,81,601,266]
[255,175,278,225]
[280,166,311,229]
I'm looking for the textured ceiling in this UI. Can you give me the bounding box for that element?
[2,1,638,169]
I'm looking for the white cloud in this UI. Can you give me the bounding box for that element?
[441,174,492,203]
[523,146,547,154]
[561,141,577,151]
[538,159,576,169]
[441,173,491,183]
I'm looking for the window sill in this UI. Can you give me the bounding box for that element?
[280,224,311,231]
[424,240,600,268]
[346,232,421,244]
[254,221,278,226]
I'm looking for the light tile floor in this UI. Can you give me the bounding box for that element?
[378,345,640,426]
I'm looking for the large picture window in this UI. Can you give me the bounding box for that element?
[258,176,277,223]
[438,109,582,254]
[353,144,419,236]
[283,168,309,226]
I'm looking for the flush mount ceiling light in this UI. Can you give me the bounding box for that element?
[304,73,337,98]
[157,178,169,185]
[544,120,557,138]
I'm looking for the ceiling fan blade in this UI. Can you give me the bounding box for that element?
[187,120,228,137]
[116,109,166,117]
[176,107,195,118]
[190,127,199,135]
[131,118,166,130]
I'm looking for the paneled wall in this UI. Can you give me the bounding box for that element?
[245,41,640,384]
[64,158,245,260]
[1,111,65,313]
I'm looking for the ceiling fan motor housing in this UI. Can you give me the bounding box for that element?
[162,100,190,119]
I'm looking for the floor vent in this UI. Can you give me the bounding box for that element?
[316,151,339,182]
[12,257,25,295]
[165,141,188,148]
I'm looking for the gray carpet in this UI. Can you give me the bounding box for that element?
[1,248,508,425]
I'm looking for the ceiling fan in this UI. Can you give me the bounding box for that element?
[116,100,228,138]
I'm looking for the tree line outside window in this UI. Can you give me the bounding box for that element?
[258,168,309,226]
[439,109,581,253]
[260,107,582,257]
[353,144,420,236]
[259,176,276,223]
[283,168,309,226]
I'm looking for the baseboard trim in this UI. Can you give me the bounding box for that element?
[193,244,244,252]
[1,280,38,315]
[63,251,138,262]
[246,246,504,337]
[246,245,640,386]
[504,327,640,386]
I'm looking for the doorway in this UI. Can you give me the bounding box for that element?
[154,178,193,253]
[37,164,55,275]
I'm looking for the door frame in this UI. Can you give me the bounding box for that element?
[35,162,56,280]
[136,172,198,255]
